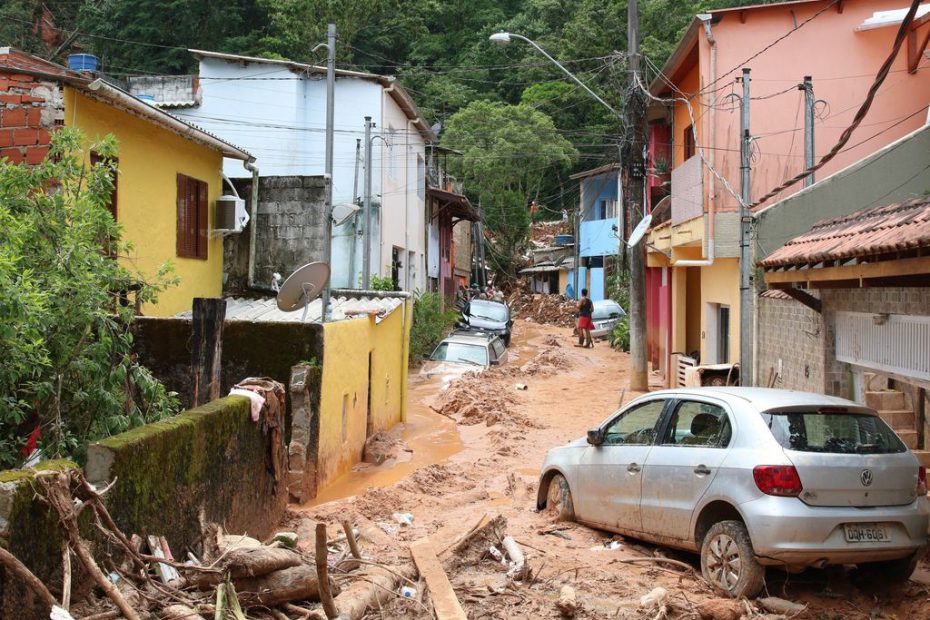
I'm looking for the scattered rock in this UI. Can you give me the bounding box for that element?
[556,585,577,617]
[639,586,668,609]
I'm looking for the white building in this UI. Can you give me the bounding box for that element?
[138,50,433,292]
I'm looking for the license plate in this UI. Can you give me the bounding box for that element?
[843,523,891,543]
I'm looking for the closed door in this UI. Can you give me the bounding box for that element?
[640,399,733,541]
[575,399,667,532]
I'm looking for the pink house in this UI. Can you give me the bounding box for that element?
[644,0,930,385]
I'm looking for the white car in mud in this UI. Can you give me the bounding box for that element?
[419,331,508,381]
[537,387,929,598]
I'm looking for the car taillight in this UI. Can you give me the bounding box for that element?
[753,465,803,497]
[917,466,927,496]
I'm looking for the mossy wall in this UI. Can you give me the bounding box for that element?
[0,460,83,620]
[86,396,287,554]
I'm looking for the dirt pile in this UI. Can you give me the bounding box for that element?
[520,346,568,376]
[507,290,576,327]
[362,430,404,465]
[430,373,541,429]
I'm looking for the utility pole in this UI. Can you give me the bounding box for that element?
[362,116,374,289]
[739,68,753,385]
[573,209,580,298]
[802,75,815,187]
[628,0,648,392]
[476,201,487,287]
[319,23,336,320]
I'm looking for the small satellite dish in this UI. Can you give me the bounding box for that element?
[627,213,653,248]
[276,262,331,322]
[332,202,361,226]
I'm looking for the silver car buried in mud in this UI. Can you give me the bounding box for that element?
[537,387,929,598]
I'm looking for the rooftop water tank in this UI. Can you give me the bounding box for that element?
[67,54,98,72]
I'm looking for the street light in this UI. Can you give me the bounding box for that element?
[488,31,620,117]
[487,29,649,392]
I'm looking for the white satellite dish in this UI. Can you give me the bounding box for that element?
[332,202,361,226]
[627,213,653,248]
[276,262,331,322]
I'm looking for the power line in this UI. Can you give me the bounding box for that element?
[750,0,922,208]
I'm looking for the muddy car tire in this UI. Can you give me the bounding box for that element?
[700,520,765,599]
[545,473,575,522]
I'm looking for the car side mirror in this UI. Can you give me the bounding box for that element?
[587,428,604,446]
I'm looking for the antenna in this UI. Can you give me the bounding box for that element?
[627,213,652,248]
[276,262,331,322]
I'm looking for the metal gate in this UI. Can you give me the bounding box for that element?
[836,311,930,381]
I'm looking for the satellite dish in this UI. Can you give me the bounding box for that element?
[627,213,653,248]
[332,202,361,226]
[276,262,331,322]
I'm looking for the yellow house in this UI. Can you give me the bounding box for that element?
[64,80,255,316]
[0,47,254,317]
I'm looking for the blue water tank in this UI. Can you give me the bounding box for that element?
[67,54,98,72]
[554,234,573,246]
[137,95,155,102]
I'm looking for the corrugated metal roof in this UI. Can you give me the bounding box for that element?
[760,196,930,268]
[176,294,405,324]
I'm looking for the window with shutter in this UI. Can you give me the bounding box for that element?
[176,173,209,260]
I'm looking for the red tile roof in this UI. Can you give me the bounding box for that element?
[0,47,83,82]
[760,196,930,268]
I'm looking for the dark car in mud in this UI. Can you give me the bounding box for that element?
[460,299,513,346]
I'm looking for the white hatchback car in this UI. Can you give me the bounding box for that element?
[537,388,929,598]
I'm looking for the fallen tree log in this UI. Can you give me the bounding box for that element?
[333,565,417,620]
[236,565,335,607]
[161,604,207,620]
[225,547,303,579]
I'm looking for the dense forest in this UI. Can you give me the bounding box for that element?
[2,0,784,275]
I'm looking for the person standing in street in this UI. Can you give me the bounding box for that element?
[575,288,594,348]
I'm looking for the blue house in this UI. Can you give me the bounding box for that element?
[570,164,621,301]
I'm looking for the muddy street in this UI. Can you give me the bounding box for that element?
[289,320,930,619]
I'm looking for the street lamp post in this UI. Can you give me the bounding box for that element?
[488,30,648,391]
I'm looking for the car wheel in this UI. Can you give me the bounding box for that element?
[700,520,765,598]
[856,552,920,584]
[545,473,575,522]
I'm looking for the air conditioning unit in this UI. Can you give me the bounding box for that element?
[214,175,250,234]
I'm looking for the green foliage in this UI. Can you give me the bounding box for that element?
[409,292,458,363]
[610,316,631,352]
[0,128,179,468]
[607,268,631,311]
[370,275,395,291]
[441,100,577,284]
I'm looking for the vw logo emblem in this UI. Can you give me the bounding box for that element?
[860,469,873,487]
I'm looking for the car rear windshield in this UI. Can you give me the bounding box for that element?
[430,342,488,366]
[761,411,906,454]
[592,304,624,321]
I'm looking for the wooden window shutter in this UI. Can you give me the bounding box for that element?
[196,176,208,259]
[177,173,209,260]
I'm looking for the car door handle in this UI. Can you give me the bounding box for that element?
[627,463,641,473]
[694,465,711,475]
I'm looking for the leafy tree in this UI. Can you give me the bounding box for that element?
[0,129,179,467]
[441,100,577,284]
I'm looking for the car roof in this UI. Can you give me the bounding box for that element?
[442,332,496,346]
[639,387,865,412]
[592,299,620,306]
[469,299,508,309]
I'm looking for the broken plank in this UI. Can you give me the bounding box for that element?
[409,538,467,620]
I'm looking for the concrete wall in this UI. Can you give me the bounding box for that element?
[85,396,287,554]
[224,175,329,292]
[757,294,825,394]
[316,302,410,489]
[65,88,226,316]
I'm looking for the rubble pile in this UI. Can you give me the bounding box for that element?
[531,219,571,245]
[507,290,577,328]
[430,374,522,427]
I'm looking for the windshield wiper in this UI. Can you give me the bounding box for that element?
[454,359,484,366]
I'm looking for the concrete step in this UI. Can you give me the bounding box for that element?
[878,408,916,431]
[912,450,930,468]
[895,429,919,450]
[866,390,906,411]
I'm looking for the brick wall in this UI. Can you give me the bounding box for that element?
[757,292,825,393]
[0,72,62,165]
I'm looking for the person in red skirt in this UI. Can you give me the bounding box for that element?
[575,288,594,348]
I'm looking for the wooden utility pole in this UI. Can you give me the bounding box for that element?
[190,297,226,407]
[627,0,648,391]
